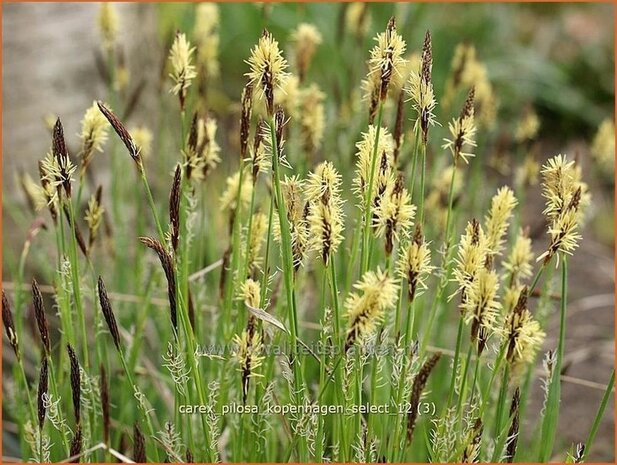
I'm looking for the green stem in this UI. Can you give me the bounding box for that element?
[582,370,615,461]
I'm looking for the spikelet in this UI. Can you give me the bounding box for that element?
[274,175,309,270]
[397,225,434,302]
[240,83,254,159]
[407,31,437,144]
[364,17,407,121]
[70,426,82,460]
[220,170,253,212]
[452,219,487,301]
[194,3,220,78]
[129,126,153,160]
[345,3,371,40]
[246,30,289,117]
[306,161,345,265]
[239,278,261,310]
[37,161,58,221]
[133,423,147,463]
[65,344,81,427]
[168,32,197,110]
[503,229,534,283]
[484,187,517,256]
[537,155,588,265]
[406,352,441,443]
[443,88,477,164]
[462,418,483,462]
[98,3,118,52]
[461,265,500,354]
[139,237,178,332]
[2,291,19,359]
[32,279,51,355]
[292,23,322,82]
[37,357,49,429]
[232,330,264,403]
[514,106,540,143]
[503,289,545,372]
[590,118,615,173]
[299,84,326,155]
[374,174,416,255]
[79,101,110,175]
[97,276,122,350]
[250,118,270,180]
[246,213,268,275]
[353,125,395,202]
[168,165,182,253]
[504,388,521,462]
[344,268,399,352]
[85,186,105,251]
[97,101,141,163]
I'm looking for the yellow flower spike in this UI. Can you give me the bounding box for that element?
[219,170,253,212]
[397,225,434,302]
[443,88,477,164]
[291,23,322,82]
[79,101,110,175]
[484,186,518,256]
[345,268,399,352]
[503,229,534,283]
[461,266,500,354]
[374,174,416,256]
[168,32,197,110]
[246,30,289,117]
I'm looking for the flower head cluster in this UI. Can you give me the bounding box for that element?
[246,30,289,117]
[353,125,395,206]
[274,175,309,270]
[194,3,220,77]
[461,265,500,354]
[291,23,322,82]
[345,268,399,352]
[503,290,545,371]
[232,329,264,403]
[246,213,268,277]
[306,162,345,265]
[98,3,118,52]
[452,219,487,301]
[239,278,261,310]
[443,88,477,164]
[85,189,105,250]
[183,115,221,181]
[537,154,589,265]
[397,225,434,301]
[590,118,615,173]
[219,170,253,213]
[503,229,534,284]
[407,31,437,144]
[79,101,110,175]
[168,33,197,109]
[364,17,407,121]
[374,174,416,256]
[299,84,326,155]
[484,187,518,256]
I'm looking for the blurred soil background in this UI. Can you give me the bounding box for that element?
[2,3,614,461]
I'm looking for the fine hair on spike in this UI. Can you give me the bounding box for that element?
[97,101,141,163]
[97,276,122,350]
[32,279,51,355]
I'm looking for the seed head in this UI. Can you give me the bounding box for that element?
[97,101,141,163]
[2,290,19,359]
[503,288,545,370]
[66,344,81,425]
[133,423,146,463]
[233,329,264,404]
[168,32,197,110]
[407,352,441,443]
[32,279,51,355]
[353,125,395,203]
[169,165,182,253]
[374,174,416,255]
[37,357,49,429]
[97,276,122,350]
[461,266,500,354]
[139,237,178,332]
[452,219,487,301]
[367,17,407,103]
